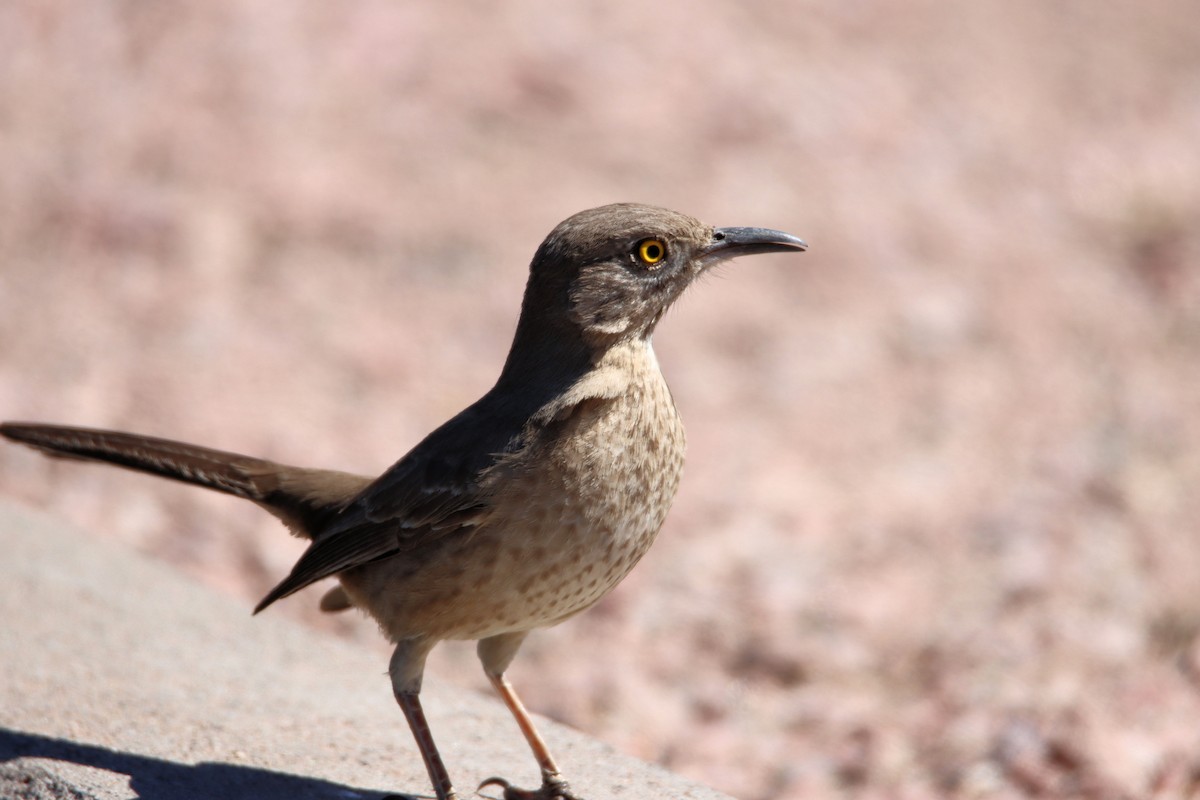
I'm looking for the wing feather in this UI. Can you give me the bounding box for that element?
[254,401,523,611]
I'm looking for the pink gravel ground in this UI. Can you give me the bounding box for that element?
[1,3,1199,798]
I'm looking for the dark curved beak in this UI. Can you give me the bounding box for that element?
[702,226,807,263]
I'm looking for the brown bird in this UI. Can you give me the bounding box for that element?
[1,203,805,800]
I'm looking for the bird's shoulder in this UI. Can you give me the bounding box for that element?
[357,353,639,525]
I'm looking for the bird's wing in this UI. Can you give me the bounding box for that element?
[254,360,634,613]
[253,401,524,612]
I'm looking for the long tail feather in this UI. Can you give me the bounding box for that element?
[2,422,274,500]
[0,422,372,546]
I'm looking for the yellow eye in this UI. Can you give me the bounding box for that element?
[637,239,667,266]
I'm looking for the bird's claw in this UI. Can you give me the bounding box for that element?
[477,774,582,800]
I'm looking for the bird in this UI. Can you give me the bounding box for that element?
[1,203,806,800]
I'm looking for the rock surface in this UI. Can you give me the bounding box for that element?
[0,502,729,800]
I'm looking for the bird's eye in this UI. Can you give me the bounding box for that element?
[636,239,667,267]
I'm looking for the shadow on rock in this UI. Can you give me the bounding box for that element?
[0,728,422,800]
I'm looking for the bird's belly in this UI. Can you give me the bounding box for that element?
[347,381,686,643]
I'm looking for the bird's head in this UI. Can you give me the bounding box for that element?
[520,203,807,348]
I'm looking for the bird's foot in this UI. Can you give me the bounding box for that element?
[477,773,581,800]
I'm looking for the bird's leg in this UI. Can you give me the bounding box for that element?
[386,639,460,800]
[476,633,582,800]
[394,691,458,800]
[478,671,577,800]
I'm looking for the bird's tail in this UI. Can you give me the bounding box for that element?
[0,422,371,537]
[3,422,282,499]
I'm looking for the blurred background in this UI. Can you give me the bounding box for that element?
[2,2,1199,798]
